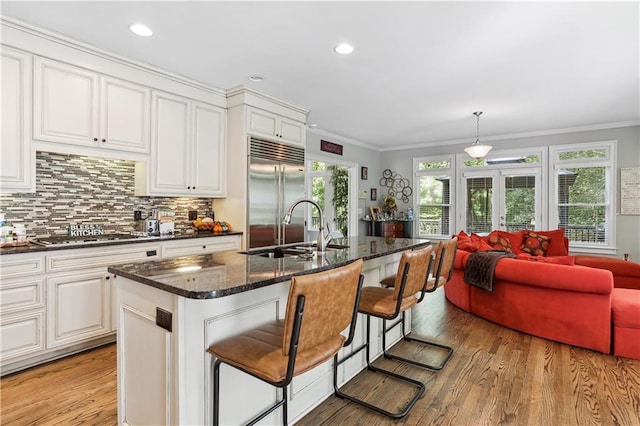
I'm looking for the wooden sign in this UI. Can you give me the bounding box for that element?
[320,140,343,155]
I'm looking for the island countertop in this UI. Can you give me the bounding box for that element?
[107,236,430,299]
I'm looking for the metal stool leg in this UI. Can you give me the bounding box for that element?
[334,315,425,419]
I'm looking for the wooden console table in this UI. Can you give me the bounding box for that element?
[364,220,413,238]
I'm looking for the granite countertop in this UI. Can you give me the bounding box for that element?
[107,236,430,300]
[0,231,243,255]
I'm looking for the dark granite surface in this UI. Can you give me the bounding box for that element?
[0,232,243,255]
[107,236,431,299]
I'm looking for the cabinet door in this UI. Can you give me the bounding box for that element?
[150,91,190,194]
[33,57,99,145]
[279,117,305,146]
[247,107,277,139]
[191,101,226,196]
[0,311,45,363]
[1,47,33,193]
[47,271,111,348]
[101,76,150,153]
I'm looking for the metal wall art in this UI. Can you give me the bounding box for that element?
[379,169,412,203]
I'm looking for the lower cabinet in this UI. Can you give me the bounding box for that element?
[46,271,111,349]
[0,235,242,375]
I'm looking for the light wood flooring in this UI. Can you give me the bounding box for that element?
[2,287,639,425]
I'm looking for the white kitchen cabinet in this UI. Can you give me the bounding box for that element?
[0,311,45,364]
[247,106,305,146]
[161,235,241,258]
[46,271,111,349]
[1,46,34,193]
[33,57,150,153]
[0,253,45,367]
[136,91,226,197]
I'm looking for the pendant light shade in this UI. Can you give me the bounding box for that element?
[464,112,492,159]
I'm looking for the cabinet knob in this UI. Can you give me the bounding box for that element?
[187,186,191,189]
[93,137,98,142]
[202,245,206,249]
[193,186,196,190]
[105,276,110,280]
[101,138,106,143]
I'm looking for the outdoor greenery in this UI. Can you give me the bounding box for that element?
[328,165,349,235]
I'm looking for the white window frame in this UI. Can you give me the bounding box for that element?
[549,140,617,254]
[413,155,455,240]
[456,147,547,234]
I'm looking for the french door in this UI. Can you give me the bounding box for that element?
[461,168,542,234]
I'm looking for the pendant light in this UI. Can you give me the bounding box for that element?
[464,111,492,159]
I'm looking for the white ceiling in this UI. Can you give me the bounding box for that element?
[2,1,638,150]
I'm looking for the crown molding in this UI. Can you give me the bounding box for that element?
[307,128,381,152]
[380,120,640,152]
[1,16,226,97]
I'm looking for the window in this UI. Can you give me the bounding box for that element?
[550,141,616,252]
[414,156,454,238]
[459,148,544,235]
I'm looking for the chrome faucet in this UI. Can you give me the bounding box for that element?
[283,198,329,252]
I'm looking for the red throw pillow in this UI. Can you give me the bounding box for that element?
[533,229,568,256]
[487,231,514,253]
[456,230,477,252]
[477,239,494,251]
[520,230,551,256]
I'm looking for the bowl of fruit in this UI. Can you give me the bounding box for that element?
[192,218,231,233]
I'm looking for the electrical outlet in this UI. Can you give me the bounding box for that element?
[188,210,198,221]
[134,210,143,220]
[156,307,172,332]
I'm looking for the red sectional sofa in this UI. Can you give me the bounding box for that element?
[444,230,640,358]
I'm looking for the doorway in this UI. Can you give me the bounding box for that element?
[306,157,358,240]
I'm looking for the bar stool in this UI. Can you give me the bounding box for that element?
[208,259,364,426]
[379,237,457,371]
[334,246,433,419]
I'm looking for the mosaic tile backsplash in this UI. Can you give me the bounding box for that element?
[0,152,215,237]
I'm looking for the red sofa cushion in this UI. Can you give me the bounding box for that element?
[533,228,569,256]
[516,253,575,266]
[575,255,640,290]
[487,230,524,253]
[612,288,640,328]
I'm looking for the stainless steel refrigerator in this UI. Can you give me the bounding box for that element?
[248,138,306,248]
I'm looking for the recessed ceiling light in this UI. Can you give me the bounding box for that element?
[248,75,264,82]
[309,124,318,128]
[129,23,153,37]
[334,43,354,55]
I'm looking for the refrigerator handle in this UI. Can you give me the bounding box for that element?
[279,165,285,245]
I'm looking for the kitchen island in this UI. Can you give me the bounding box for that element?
[108,236,430,426]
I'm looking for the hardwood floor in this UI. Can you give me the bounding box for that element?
[2,287,638,425]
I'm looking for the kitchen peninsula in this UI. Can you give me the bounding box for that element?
[108,236,430,426]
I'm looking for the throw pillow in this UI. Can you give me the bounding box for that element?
[456,230,477,252]
[477,239,494,251]
[520,230,551,256]
[533,229,568,256]
[487,231,514,253]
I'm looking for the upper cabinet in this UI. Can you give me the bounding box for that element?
[33,57,150,154]
[247,106,305,146]
[135,91,226,197]
[1,46,34,193]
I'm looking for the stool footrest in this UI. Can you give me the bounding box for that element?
[384,334,454,371]
[334,359,425,419]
